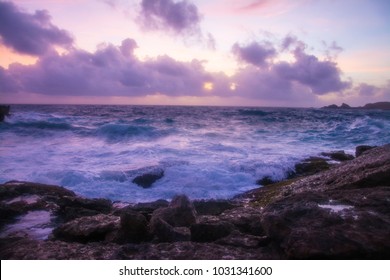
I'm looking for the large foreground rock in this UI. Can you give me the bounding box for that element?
[256,144,390,259]
[52,214,120,243]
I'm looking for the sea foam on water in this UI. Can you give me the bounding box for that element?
[1,105,389,202]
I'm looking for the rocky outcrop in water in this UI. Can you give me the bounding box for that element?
[321,101,390,110]
[0,105,10,122]
[0,144,389,259]
[132,169,164,188]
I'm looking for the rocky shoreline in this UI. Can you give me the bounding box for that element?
[0,144,389,259]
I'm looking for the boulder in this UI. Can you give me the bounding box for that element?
[52,214,120,243]
[261,191,390,259]
[193,199,236,216]
[355,145,376,157]
[132,169,164,188]
[292,157,331,177]
[190,221,235,242]
[150,218,190,242]
[56,196,112,222]
[258,145,390,259]
[0,181,76,200]
[150,195,196,229]
[131,199,169,213]
[286,144,390,193]
[219,207,263,236]
[112,209,148,244]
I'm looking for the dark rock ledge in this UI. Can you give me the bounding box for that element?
[0,144,389,259]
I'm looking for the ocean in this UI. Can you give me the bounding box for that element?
[1,105,389,203]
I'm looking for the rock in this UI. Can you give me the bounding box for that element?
[52,214,120,243]
[0,237,120,259]
[0,181,78,228]
[287,144,390,193]
[321,104,339,109]
[132,169,164,188]
[256,176,277,186]
[291,157,331,177]
[150,195,196,229]
[131,199,169,213]
[126,199,169,220]
[321,103,351,109]
[322,102,390,110]
[321,150,354,161]
[216,230,271,248]
[236,178,298,208]
[114,241,276,260]
[190,221,235,242]
[362,102,390,110]
[258,145,390,259]
[219,207,263,236]
[0,105,10,122]
[0,181,76,200]
[193,199,236,216]
[150,218,190,242]
[0,203,24,228]
[113,209,148,244]
[340,103,351,109]
[261,191,390,259]
[355,145,376,157]
[56,196,112,222]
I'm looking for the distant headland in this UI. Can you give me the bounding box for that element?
[321,101,390,110]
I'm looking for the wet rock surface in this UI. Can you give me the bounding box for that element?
[0,144,389,259]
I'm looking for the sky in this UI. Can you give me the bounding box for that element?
[0,0,389,107]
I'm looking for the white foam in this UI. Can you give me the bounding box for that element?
[1,106,389,203]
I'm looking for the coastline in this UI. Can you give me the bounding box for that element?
[0,144,389,259]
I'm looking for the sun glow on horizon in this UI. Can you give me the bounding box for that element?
[203,82,214,91]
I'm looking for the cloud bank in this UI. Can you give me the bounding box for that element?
[1,1,388,106]
[3,38,229,97]
[0,1,73,56]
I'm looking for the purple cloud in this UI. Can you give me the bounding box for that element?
[274,47,351,94]
[230,37,351,101]
[232,41,277,68]
[0,1,73,56]
[355,83,379,97]
[138,0,202,35]
[2,38,228,97]
[355,82,390,98]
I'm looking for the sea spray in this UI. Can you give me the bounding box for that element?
[1,105,389,202]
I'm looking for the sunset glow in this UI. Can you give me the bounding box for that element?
[0,0,389,107]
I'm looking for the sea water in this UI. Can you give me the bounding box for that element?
[1,105,389,202]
